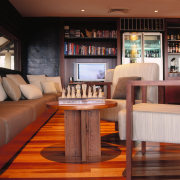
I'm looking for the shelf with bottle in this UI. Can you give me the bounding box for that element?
[144,49,161,58]
[167,33,180,41]
[64,42,117,57]
[64,25,117,39]
[168,41,180,54]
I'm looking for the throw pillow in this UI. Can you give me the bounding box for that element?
[0,76,7,101]
[20,84,43,100]
[112,76,141,99]
[6,74,28,99]
[2,77,21,101]
[41,81,57,94]
[27,75,46,92]
[45,76,62,93]
[6,74,27,86]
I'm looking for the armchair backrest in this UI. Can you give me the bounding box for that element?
[112,63,159,103]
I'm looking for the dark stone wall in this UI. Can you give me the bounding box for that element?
[25,19,60,76]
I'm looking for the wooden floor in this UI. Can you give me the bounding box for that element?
[1,111,180,179]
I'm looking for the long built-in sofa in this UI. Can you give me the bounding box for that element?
[0,67,60,170]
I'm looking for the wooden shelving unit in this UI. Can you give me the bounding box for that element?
[60,19,119,86]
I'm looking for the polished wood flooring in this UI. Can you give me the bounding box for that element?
[1,111,180,179]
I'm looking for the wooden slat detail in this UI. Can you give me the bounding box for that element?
[64,110,81,162]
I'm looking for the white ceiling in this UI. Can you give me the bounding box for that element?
[9,0,180,18]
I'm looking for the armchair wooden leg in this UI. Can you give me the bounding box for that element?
[141,141,146,155]
[115,122,118,131]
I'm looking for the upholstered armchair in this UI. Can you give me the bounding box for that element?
[124,80,180,180]
[100,63,159,137]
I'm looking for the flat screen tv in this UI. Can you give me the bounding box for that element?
[74,63,106,81]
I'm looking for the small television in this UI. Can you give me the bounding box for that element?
[74,63,106,81]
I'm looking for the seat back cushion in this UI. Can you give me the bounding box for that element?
[112,63,159,103]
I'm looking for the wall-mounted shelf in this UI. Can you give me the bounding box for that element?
[65,55,117,58]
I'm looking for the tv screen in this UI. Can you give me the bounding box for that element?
[74,63,106,81]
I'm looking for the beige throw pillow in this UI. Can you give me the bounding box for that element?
[27,75,46,92]
[45,76,62,93]
[2,77,21,101]
[6,74,27,86]
[0,76,7,101]
[20,84,43,100]
[41,81,57,94]
[112,77,141,99]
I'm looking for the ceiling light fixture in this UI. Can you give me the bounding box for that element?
[81,9,85,12]
[154,10,158,13]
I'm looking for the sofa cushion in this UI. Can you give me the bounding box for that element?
[6,74,27,86]
[112,76,141,99]
[20,84,43,99]
[2,77,21,101]
[41,81,57,94]
[0,104,34,144]
[1,94,57,122]
[0,82,7,102]
[46,76,62,93]
[27,75,46,92]
[0,76,7,102]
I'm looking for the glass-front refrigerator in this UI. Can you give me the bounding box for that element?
[122,32,163,80]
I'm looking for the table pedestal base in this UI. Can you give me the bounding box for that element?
[64,110,101,163]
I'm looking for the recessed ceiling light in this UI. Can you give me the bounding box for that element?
[81,9,85,12]
[154,10,158,13]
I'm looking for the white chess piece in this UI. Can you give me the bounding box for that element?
[67,85,71,98]
[82,84,87,98]
[92,85,97,98]
[88,86,92,98]
[76,84,81,98]
[71,86,76,98]
[98,88,103,98]
[62,88,66,98]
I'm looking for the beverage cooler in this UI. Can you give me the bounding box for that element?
[122,32,163,80]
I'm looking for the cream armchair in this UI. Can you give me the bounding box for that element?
[125,80,180,180]
[100,63,159,138]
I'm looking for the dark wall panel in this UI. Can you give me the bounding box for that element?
[25,19,60,76]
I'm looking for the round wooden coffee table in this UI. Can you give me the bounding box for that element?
[47,100,117,163]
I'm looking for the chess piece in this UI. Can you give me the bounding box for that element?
[98,88,103,98]
[76,84,81,98]
[62,88,66,98]
[82,84,87,98]
[88,86,92,98]
[92,85,97,98]
[71,86,76,98]
[67,85,71,98]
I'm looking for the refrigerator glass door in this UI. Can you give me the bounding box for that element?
[144,33,163,80]
[123,33,142,64]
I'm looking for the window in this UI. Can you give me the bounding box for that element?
[0,36,15,70]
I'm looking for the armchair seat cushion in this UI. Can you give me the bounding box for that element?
[118,103,180,143]
[100,99,141,122]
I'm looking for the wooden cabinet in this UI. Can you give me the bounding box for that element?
[60,20,119,86]
[165,19,180,103]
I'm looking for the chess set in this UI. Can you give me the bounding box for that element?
[58,84,105,104]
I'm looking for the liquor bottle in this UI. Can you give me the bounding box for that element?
[171,34,174,40]
[179,42,180,53]
[172,43,176,53]
[176,43,179,53]
[168,34,170,40]
[168,42,170,53]
[169,43,172,53]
